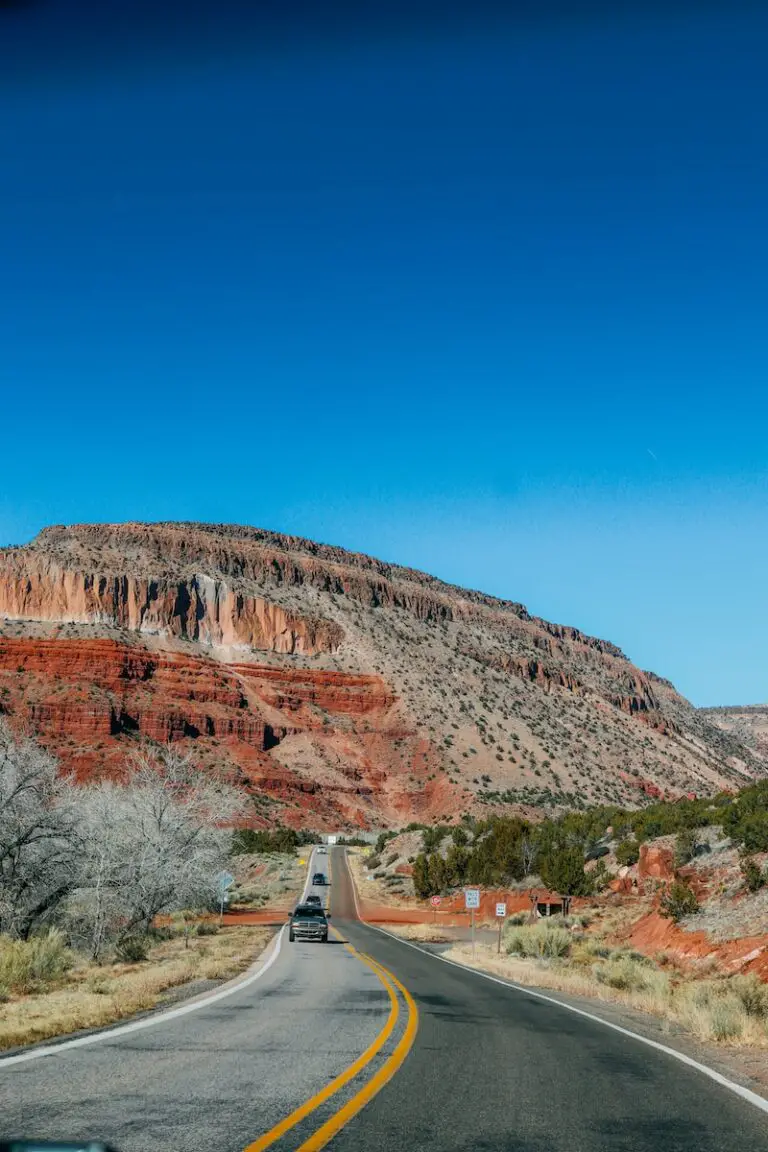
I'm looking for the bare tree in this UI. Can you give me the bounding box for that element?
[69,747,244,956]
[0,721,78,938]
[519,835,538,878]
[0,725,245,955]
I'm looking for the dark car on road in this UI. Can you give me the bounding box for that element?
[289,904,329,943]
[305,894,322,906]
[312,872,326,886]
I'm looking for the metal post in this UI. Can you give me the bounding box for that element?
[498,916,502,955]
[471,908,476,961]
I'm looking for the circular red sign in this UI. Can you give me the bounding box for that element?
[430,895,442,907]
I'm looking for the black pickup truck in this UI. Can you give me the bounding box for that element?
[289,904,329,943]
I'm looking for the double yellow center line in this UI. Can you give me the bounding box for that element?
[243,856,419,1152]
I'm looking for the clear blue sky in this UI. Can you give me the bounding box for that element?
[1,1,766,707]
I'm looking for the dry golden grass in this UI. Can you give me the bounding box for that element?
[444,938,768,1048]
[0,926,270,1052]
[381,923,453,943]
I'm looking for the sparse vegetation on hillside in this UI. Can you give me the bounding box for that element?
[3,522,765,829]
[404,779,768,901]
[231,827,319,855]
[659,881,700,922]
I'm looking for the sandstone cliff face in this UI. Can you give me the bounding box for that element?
[0,521,763,827]
[0,553,342,655]
[0,636,412,826]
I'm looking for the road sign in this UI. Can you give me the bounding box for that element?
[216,871,235,922]
[465,889,480,960]
[216,871,235,895]
[327,834,338,845]
[430,895,442,907]
[495,902,507,953]
[299,859,306,865]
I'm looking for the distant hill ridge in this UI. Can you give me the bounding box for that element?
[0,521,763,829]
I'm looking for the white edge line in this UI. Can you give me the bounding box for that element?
[0,849,320,1070]
[342,849,768,1118]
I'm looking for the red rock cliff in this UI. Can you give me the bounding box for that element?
[0,553,342,655]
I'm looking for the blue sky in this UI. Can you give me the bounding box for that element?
[1,2,766,706]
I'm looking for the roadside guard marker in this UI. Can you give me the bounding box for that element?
[465,888,480,959]
[430,894,441,924]
[495,902,507,953]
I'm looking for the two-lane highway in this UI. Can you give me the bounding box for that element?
[1,847,768,1151]
[0,850,411,1151]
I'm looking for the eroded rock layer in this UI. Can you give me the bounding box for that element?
[0,521,763,827]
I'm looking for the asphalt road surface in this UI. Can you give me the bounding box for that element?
[1,847,767,1152]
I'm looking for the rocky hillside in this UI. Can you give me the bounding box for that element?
[0,522,762,829]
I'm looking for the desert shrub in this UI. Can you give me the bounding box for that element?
[708,998,744,1042]
[507,912,527,926]
[614,839,640,867]
[722,780,768,851]
[196,921,220,936]
[539,844,594,896]
[505,924,572,959]
[385,852,399,867]
[375,831,397,854]
[115,935,150,963]
[731,974,768,1018]
[422,825,448,852]
[148,925,174,942]
[674,829,700,867]
[231,826,316,854]
[366,855,382,871]
[0,930,73,993]
[739,854,766,893]
[595,956,650,992]
[582,942,612,959]
[659,881,699,922]
[675,981,744,1042]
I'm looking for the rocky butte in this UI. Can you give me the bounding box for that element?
[0,522,764,829]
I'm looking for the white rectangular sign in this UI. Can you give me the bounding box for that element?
[495,902,507,918]
[464,888,481,910]
[327,835,338,845]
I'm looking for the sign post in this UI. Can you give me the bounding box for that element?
[464,888,480,960]
[216,870,235,924]
[495,902,507,953]
[430,894,441,925]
